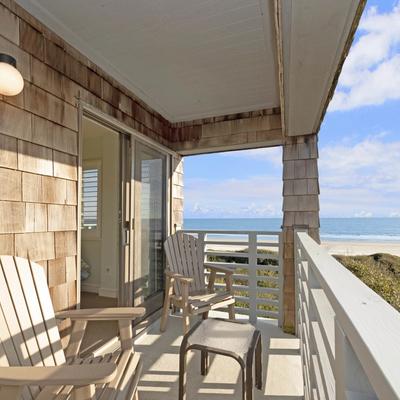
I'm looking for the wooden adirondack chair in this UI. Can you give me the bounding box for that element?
[0,255,144,400]
[160,232,235,334]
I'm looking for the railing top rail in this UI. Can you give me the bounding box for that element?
[182,229,282,235]
[296,231,400,400]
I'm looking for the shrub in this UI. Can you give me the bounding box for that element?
[207,248,279,314]
[334,253,400,311]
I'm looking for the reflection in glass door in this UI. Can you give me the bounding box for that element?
[134,143,166,313]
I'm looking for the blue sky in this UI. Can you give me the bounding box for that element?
[184,0,400,219]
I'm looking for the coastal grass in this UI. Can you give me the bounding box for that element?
[207,248,400,315]
[208,249,280,315]
[334,253,400,311]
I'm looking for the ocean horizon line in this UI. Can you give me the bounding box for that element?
[183,217,400,243]
[184,217,400,219]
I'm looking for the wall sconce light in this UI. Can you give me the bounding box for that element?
[0,53,24,96]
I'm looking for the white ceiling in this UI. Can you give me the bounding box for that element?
[17,0,280,122]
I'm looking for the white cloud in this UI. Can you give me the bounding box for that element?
[318,134,400,216]
[222,147,282,167]
[354,210,373,218]
[319,134,400,193]
[329,3,400,111]
[185,176,282,218]
[185,134,400,218]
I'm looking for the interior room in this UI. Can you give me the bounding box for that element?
[80,117,120,308]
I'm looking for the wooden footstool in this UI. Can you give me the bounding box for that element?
[179,318,262,400]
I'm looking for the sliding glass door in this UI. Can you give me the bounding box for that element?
[133,143,167,313]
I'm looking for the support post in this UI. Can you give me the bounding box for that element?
[282,133,320,332]
[248,232,258,324]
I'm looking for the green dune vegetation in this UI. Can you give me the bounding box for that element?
[208,249,280,315]
[334,253,400,312]
[208,250,400,316]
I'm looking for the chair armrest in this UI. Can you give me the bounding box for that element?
[56,307,145,321]
[205,263,234,275]
[0,363,117,386]
[166,270,194,284]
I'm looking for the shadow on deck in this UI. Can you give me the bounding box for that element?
[135,312,303,399]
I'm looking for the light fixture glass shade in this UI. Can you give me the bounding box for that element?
[0,54,24,96]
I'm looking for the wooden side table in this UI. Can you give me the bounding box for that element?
[179,318,262,400]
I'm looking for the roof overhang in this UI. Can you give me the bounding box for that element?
[278,0,366,136]
[15,0,365,142]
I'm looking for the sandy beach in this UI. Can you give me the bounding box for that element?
[322,241,400,256]
[206,241,400,257]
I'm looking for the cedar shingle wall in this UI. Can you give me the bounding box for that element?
[170,108,282,154]
[0,0,171,316]
[282,133,320,332]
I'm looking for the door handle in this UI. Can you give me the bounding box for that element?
[124,229,130,245]
[122,221,130,246]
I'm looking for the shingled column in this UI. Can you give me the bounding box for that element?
[282,133,320,332]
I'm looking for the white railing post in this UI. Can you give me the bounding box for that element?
[182,229,283,324]
[248,232,258,324]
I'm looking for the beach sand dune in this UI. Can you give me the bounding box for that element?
[322,241,400,257]
[205,241,400,257]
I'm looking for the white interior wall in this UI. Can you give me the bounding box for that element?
[82,119,120,298]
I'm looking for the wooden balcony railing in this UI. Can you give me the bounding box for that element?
[295,231,400,400]
[183,230,283,325]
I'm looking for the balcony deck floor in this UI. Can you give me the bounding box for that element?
[135,311,303,400]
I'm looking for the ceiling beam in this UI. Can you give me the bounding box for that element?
[170,108,283,156]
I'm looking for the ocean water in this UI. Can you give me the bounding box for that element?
[184,218,400,243]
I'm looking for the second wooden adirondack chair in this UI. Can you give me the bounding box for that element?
[160,232,235,334]
[0,255,144,400]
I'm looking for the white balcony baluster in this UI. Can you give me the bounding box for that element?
[183,229,282,326]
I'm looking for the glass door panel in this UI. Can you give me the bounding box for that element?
[133,143,166,312]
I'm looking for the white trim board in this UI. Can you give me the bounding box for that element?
[81,282,99,294]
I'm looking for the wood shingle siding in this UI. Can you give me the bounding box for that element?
[0,102,31,140]
[0,0,174,318]
[0,168,21,201]
[15,231,55,260]
[0,201,25,233]
[171,108,283,155]
[282,133,320,331]
[0,133,18,168]
[53,150,77,180]
[0,234,14,254]
[17,140,54,175]
[47,204,77,231]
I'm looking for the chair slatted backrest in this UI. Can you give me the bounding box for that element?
[0,256,66,399]
[164,232,205,295]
